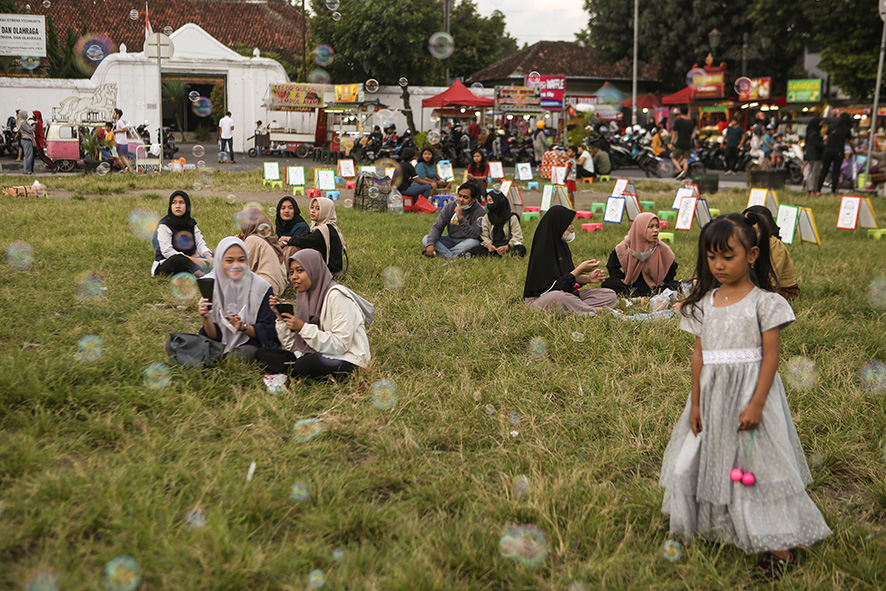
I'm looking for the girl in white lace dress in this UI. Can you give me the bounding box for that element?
[660,213,830,581]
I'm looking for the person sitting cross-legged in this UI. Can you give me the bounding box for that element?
[421,181,486,259]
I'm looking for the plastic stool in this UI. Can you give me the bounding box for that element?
[580,177,594,184]
[527,181,539,191]
[598,175,610,182]
[581,223,603,233]
[308,189,322,198]
[659,220,669,230]
[326,190,341,200]
[345,181,356,190]
[263,179,283,188]
[658,232,674,244]
[335,175,344,184]
[291,186,305,196]
[868,229,886,239]
[524,206,541,213]
[658,210,677,221]
[575,210,593,220]
[591,202,606,214]
[639,200,655,212]
[522,211,541,222]
[709,208,721,217]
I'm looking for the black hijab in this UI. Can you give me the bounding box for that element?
[275,196,309,237]
[485,190,518,245]
[159,191,197,254]
[523,205,576,298]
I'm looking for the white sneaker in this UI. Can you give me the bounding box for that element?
[676,170,687,180]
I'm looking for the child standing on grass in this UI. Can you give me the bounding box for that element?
[564,145,578,208]
[660,213,830,582]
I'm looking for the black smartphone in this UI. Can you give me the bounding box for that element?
[197,278,214,301]
[276,303,294,316]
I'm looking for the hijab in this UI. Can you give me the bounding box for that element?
[32,110,46,147]
[288,249,338,354]
[614,212,675,288]
[16,110,34,140]
[485,190,518,245]
[237,206,286,264]
[310,197,347,264]
[275,196,309,237]
[211,237,273,353]
[159,190,198,255]
[523,205,576,298]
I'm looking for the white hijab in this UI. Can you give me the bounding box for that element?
[211,236,272,353]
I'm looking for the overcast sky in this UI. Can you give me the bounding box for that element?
[474,0,588,47]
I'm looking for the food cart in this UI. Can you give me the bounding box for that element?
[261,83,324,158]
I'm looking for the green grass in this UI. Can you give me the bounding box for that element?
[1,178,885,590]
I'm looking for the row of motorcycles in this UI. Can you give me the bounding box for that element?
[136,122,179,160]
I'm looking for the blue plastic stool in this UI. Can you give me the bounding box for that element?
[326,190,341,200]
[334,176,344,184]
[527,181,539,191]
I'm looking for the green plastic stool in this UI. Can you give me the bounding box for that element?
[522,211,541,222]
[868,229,886,239]
[263,179,283,188]
[658,210,677,221]
[599,175,610,182]
[658,232,674,244]
[591,202,606,214]
[639,200,655,212]
[292,186,305,196]
[709,208,721,217]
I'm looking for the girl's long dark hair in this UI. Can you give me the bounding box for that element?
[742,205,780,238]
[420,147,437,164]
[681,213,773,320]
[468,149,487,174]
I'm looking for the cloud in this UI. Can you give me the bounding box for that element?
[475,0,587,46]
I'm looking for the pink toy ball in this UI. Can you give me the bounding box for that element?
[741,472,756,486]
[730,468,744,482]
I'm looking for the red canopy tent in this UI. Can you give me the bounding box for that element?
[661,87,692,105]
[421,80,494,108]
[619,94,662,109]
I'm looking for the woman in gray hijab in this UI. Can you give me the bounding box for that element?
[16,110,36,175]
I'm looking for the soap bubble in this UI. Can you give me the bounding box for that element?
[196,160,207,170]
[686,67,705,89]
[484,403,495,415]
[191,182,202,192]
[427,131,440,144]
[733,76,752,95]
[173,231,195,251]
[143,362,171,389]
[470,82,484,89]
[509,430,519,438]
[368,186,380,199]
[219,151,230,163]
[129,9,139,20]
[527,71,541,85]
[498,524,549,567]
[192,144,205,157]
[376,109,396,129]
[869,277,886,309]
[200,171,212,186]
[325,0,339,9]
[370,379,398,410]
[25,569,59,591]
[428,31,455,59]
[77,335,104,361]
[96,162,111,176]
[571,331,585,343]
[6,241,34,270]
[511,475,531,501]
[331,11,341,21]
[170,272,198,300]
[267,206,276,216]
[188,91,200,103]
[528,336,547,358]
[374,158,403,186]
[20,55,40,70]
[508,411,521,425]
[128,209,159,241]
[183,506,206,529]
[343,198,353,208]
[332,548,344,562]
[191,97,212,117]
[225,302,240,316]
[76,272,106,299]
[382,266,404,290]
[163,26,173,36]
[364,78,379,93]
[41,0,51,7]
[307,68,332,84]
[104,555,141,591]
[860,360,886,394]
[661,539,683,562]
[73,34,116,73]
[293,418,325,442]
[226,194,237,204]
[308,569,325,589]
[313,44,334,67]
[784,356,816,391]
[290,481,310,502]
[255,223,271,238]
[398,76,409,87]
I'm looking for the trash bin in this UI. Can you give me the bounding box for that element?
[748,169,787,190]
[692,174,719,194]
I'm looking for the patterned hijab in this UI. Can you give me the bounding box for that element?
[614,212,675,287]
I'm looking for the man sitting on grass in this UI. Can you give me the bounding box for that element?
[421,182,485,259]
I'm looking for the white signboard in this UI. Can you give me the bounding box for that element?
[603,196,625,223]
[286,166,305,186]
[624,193,642,221]
[488,161,504,179]
[676,197,697,231]
[0,14,46,57]
[695,197,712,228]
[797,207,821,244]
[515,162,533,181]
[776,204,800,245]
[672,186,697,210]
[337,159,356,178]
[359,165,375,174]
[551,165,567,185]
[836,195,878,230]
[540,184,570,211]
[263,162,280,181]
[499,179,512,194]
[747,188,779,217]
[315,169,336,191]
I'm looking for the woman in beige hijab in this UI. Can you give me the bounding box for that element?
[287,197,346,276]
[235,206,288,295]
[601,212,679,296]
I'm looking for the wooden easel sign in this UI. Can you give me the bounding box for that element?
[672,186,698,210]
[515,162,533,181]
[500,179,524,208]
[747,188,779,217]
[314,169,336,191]
[551,165,567,185]
[836,195,878,230]
[604,196,626,223]
[489,161,504,179]
[286,166,305,187]
[337,159,356,178]
[676,196,698,230]
[540,184,571,211]
[695,197,712,228]
[263,162,280,181]
[613,178,638,199]
[436,160,454,182]
[796,207,821,244]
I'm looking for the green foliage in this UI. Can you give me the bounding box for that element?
[193,123,214,142]
[231,43,301,81]
[448,3,518,80]
[209,83,226,124]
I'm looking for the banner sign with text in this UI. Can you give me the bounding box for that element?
[738,77,771,101]
[0,14,46,57]
[268,83,324,111]
[787,79,821,103]
[495,86,541,112]
[525,75,566,108]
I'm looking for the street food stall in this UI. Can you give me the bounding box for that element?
[322,83,389,153]
[262,83,324,157]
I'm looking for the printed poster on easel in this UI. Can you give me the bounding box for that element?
[796,207,820,244]
[603,196,626,223]
[623,192,642,221]
[286,166,305,187]
[776,204,800,245]
[540,184,571,211]
[263,162,280,181]
[836,195,878,230]
[314,169,336,191]
[672,186,698,210]
[747,188,779,217]
[612,178,638,199]
[551,165,567,185]
[500,179,524,208]
[359,165,376,175]
[488,161,504,179]
[436,160,454,182]
[337,159,356,178]
[676,196,697,230]
[515,162,533,181]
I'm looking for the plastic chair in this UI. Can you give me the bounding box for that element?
[522,211,541,222]
[581,223,603,233]
[307,189,323,198]
[326,190,341,200]
[335,176,344,185]
[598,175,610,182]
[575,210,593,220]
[527,181,539,191]
[591,202,606,214]
[868,229,886,239]
[580,177,594,184]
[658,232,674,243]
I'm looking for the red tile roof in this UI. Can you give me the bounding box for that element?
[19,0,306,63]
[467,41,658,84]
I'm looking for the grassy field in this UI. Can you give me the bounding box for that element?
[1,172,885,590]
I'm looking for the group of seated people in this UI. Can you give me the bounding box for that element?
[150,183,799,379]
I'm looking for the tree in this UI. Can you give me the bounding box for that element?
[162,81,188,140]
[448,3,518,80]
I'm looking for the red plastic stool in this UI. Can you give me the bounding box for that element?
[307,189,322,198]
[575,210,593,219]
[345,181,356,190]
[581,223,603,233]
[524,206,541,213]
[660,220,669,230]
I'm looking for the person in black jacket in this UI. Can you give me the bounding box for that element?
[816,113,854,194]
[804,117,824,196]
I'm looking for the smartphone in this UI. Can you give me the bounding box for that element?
[197,278,214,302]
[276,302,294,316]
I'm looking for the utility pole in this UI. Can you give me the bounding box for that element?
[301,0,307,82]
[444,0,450,84]
[865,1,886,189]
[631,0,638,126]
